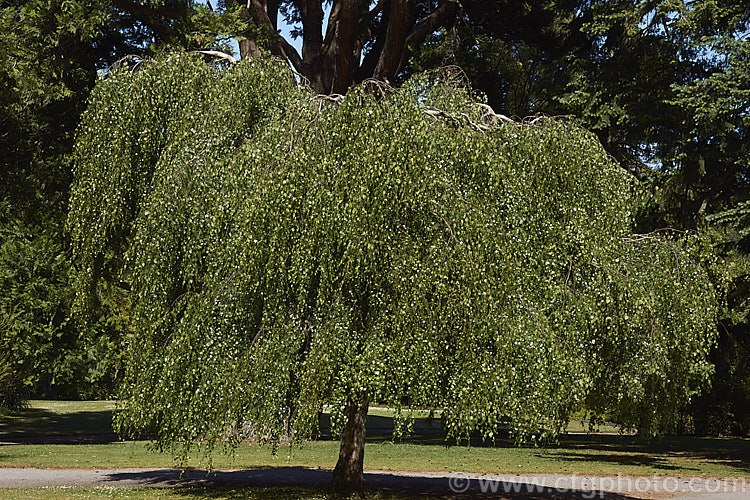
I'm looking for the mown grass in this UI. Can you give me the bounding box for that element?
[0,401,116,438]
[0,401,748,479]
[1,436,748,478]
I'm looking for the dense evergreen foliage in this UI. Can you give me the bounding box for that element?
[1,0,130,401]
[0,0,238,401]
[69,54,718,490]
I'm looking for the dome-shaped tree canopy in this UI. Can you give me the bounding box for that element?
[69,52,717,491]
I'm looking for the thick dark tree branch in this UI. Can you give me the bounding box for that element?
[112,0,187,20]
[359,0,459,84]
[327,0,361,93]
[238,0,460,92]
[352,0,384,64]
[403,0,460,57]
[361,0,385,26]
[357,0,389,81]
[267,0,279,30]
[373,0,417,81]
[112,0,187,41]
[294,0,324,61]
[323,0,343,49]
[278,38,305,72]
[246,0,304,72]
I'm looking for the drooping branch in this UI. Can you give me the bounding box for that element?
[422,103,514,133]
[196,50,238,63]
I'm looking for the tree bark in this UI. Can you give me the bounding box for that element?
[237,0,262,60]
[401,0,459,68]
[372,0,416,82]
[239,38,263,59]
[331,395,370,494]
[241,0,304,70]
[233,0,460,93]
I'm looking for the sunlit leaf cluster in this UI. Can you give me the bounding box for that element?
[69,53,718,458]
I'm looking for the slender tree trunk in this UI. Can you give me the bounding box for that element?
[331,395,370,494]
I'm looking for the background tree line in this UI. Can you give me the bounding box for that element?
[1,0,747,436]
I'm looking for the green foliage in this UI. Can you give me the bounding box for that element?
[0,0,136,400]
[0,0,246,223]
[688,206,750,436]
[413,1,748,226]
[0,0,106,220]
[581,233,720,433]
[412,0,749,436]
[0,201,125,399]
[0,315,17,413]
[578,2,750,438]
[408,0,581,117]
[0,0,241,400]
[0,207,73,397]
[69,53,718,460]
[157,0,248,53]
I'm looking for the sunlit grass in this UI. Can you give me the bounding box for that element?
[1,401,748,480]
[1,436,748,478]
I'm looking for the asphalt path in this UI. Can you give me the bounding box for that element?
[0,467,748,499]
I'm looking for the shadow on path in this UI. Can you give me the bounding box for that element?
[104,468,639,499]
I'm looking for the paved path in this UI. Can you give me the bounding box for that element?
[0,468,748,499]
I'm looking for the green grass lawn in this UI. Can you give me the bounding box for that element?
[1,435,748,478]
[1,401,748,480]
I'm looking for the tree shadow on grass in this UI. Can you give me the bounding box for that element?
[104,468,640,499]
[358,419,750,476]
[537,451,695,473]
[557,434,750,475]
[0,407,115,440]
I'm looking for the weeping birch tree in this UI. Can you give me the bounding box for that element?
[69,52,718,493]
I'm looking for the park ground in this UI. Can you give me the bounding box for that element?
[0,401,748,499]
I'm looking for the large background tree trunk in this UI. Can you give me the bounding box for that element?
[236,0,459,94]
[331,395,370,494]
